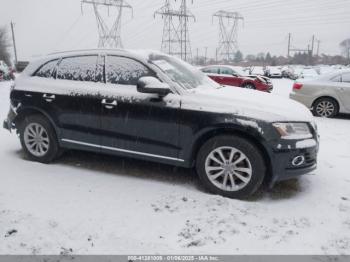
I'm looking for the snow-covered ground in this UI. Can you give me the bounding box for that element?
[1,79,350,255]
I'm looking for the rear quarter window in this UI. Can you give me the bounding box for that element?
[34,60,59,78]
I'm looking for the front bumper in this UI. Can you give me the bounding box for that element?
[271,145,318,185]
[268,132,319,187]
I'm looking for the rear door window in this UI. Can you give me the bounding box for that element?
[35,60,59,78]
[106,56,154,86]
[202,67,219,74]
[57,56,99,82]
[220,67,234,75]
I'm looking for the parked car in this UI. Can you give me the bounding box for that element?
[4,49,319,199]
[266,67,283,78]
[290,70,350,118]
[298,68,320,80]
[0,60,9,81]
[249,66,266,76]
[0,61,15,81]
[201,65,273,92]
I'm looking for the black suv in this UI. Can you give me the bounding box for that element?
[3,49,319,199]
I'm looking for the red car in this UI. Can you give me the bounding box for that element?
[201,65,273,92]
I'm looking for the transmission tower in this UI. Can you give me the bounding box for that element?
[155,0,195,61]
[213,10,244,61]
[82,0,133,49]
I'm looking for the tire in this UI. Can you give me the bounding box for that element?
[242,83,256,90]
[196,135,266,199]
[19,115,60,163]
[312,97,339,118]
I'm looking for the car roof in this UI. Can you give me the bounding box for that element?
[21,48,164,76]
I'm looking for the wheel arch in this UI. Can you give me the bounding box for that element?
[14,106,61,139]
[312,95,340,109]
[241,80,256,88]
[189,127,273,185]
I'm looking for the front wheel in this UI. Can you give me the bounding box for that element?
[242,83,256,90]
[196,135,266,199]
[19,115,60,163]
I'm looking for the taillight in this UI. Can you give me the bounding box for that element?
[293,83,303,90]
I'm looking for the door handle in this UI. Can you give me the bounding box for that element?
[43,94,55,102]
[101,99,117,109]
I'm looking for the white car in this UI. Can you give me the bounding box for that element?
[266,67,283,78]
[290,70,350,117]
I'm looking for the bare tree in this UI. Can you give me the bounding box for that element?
[0,26,11,66]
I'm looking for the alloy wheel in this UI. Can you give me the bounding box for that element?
[24,123,50,157]
[205,146,253,192]
[316,100,335,117]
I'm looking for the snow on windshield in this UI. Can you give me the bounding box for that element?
[149,54,220,90]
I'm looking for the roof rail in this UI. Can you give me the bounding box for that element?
[48,48,126,56]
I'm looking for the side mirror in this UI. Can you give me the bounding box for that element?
[232,73,238,77]
[137,76,171,97]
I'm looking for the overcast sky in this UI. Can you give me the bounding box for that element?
[1,0,350,61]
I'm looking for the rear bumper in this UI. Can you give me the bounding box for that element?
[290,92,314,109]
[3,119,10,130]
[3,105,17,132]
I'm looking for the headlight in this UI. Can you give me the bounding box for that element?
[273,122,312,140]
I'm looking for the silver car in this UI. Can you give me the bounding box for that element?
[290,70,350,118]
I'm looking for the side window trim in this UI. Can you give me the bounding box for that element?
[32,59,60,78]
[56,55,99,82]
[105,55,157,86]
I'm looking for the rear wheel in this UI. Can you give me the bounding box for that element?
[196,135,266,199]
[19,115,60,163]
[312,97,339,118]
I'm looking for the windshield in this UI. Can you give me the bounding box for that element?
[149,54,220,90]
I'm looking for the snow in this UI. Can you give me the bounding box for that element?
[186,85,314,123]
[296,139,317,149]
[1,79,350,255]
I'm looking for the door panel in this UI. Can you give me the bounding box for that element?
[99,84,181,160]
[99,55,181,162]
[337,73,350,111]
[53,55,103,145]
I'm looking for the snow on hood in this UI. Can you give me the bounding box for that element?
[182,86,313,123]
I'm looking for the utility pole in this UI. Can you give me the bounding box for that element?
[288,34,316,65]
[81,0,133,48]
[204,46,208,65]
[10,22,18,66]
[287,33,291,58]
[155,0,195,61]
[316,40,321,56]
[311,35,315,56]
[196,47,199,65]
[213,10,244,62]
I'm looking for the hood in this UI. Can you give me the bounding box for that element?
[182,86,313,123]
